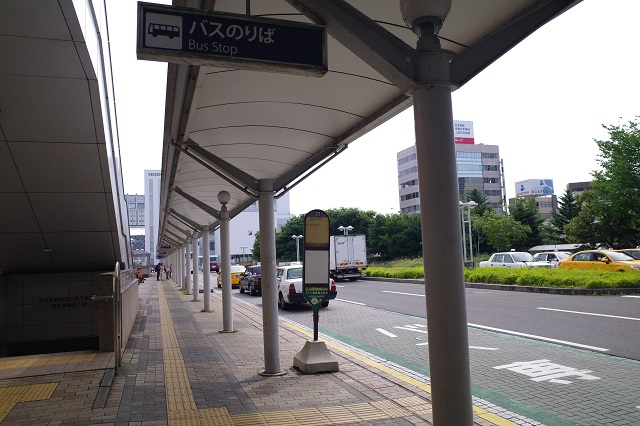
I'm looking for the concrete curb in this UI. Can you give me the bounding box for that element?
[361,276,640,296]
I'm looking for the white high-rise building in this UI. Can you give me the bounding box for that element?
[144,170,162,264]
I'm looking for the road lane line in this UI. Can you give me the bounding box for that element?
[468,323,610,352]
[470,346,499,351]
[376,328,397,338]
[622,295,640,298]
[335,298,366,306]
[382,290,424,297]
[538,307,640,321]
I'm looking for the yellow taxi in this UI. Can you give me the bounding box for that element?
[217,264,246,287]
[558,250,640,272]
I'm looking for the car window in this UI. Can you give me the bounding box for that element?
[547,254,556,261]
[253,266,261,274]
[574,253,590,261]
[503,254,514,263]
[512,253,534,262]
[606,251,634,261]
[535,254,546,261]
[492,254,503,263]
[556,253,570,260]
[287,267,303,279]
[276,269,283,278]
[592,252,605,261]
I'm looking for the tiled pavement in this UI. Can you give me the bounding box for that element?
[0,277,524,425]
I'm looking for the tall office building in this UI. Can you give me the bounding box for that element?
[144,170,162,263]
[397,121,504,214]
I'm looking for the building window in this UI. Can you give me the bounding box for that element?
[400,179,418,189]
[456,152,481,159]
[397,153,416,166]
[481,152,498,159]
[400,192,420,201]
[485,165,499,171]
[484,177,499,184]
[398,166,418,177]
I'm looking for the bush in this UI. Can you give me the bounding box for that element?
[366,261,640,289]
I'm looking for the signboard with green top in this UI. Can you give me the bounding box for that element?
[303,209,330,340]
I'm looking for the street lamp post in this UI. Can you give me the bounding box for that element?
[240,245,247,262]
[291,235,303,263]
[337,225,354,235]
[459,201,477,266]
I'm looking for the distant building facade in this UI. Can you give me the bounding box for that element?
[397,121,504,214]
[144,170,162,264]
[509,179,557,221]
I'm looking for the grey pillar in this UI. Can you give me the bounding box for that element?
[409,13,473,426]
[219,191,233,332]
[183,243,189,291]
[258,179,282,375]
[177,247,183,287]
[193,234,200,300]
[202,225,211,311]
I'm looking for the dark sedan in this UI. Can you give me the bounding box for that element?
[239,265,261,296]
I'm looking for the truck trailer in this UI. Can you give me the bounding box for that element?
[329,235,367,280]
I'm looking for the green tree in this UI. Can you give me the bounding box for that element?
[251,231,261,259]
[465,188,493,217]
[587,118,640,247]
[564,190,601,247]
[482,215,530,252]
[274,214,304,262]
[508,197,544,251]
[551,188,581,235]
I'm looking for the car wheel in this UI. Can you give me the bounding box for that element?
[249,285,256,296]
[321,301,329,308]
[279,293,289,310]
[239,284,245,293]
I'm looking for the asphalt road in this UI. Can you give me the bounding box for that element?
[333,279,640,361]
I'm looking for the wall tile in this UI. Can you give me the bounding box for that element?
[47,323,70,339]
[7,306,23,326]
[23,325,46,341]
[7,284,23,306]
[7,326,22,343]
[47,309,70,324]
[69,322,92,337]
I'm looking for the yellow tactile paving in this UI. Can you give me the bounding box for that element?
[0,353,95,370]
[0,383,58,422]
[158,282,202,425]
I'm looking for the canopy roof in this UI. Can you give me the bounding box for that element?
[158,0,581,250]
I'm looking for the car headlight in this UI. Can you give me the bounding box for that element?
[629,265,640,270]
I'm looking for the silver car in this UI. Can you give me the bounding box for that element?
[532,251,571,267]
[479,252,552,268]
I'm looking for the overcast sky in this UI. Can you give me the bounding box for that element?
[108,1,640,216]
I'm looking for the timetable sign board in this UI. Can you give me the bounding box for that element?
[137,2,327,76]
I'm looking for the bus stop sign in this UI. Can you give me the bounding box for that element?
[137,2,327,77]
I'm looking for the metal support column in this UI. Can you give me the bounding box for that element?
[183,244,189,291]
[187,238,193,293]
[193,234,200,300]
[257,179,283,375]
[202,225,211,311]
[219,191,234,332]
[409,10,473,425]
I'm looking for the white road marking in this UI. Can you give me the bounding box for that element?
[382,290,424,297]
[376,328,397,338]
[468,323,610,352]
[622,295,640,298]
[335,298,366,306]
[538,307,640,321]
[394,326,429,334]
[416,342,429,346]
[336,285,345,288]
[469,346,500,350]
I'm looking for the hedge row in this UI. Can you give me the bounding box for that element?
[365,266,640,289]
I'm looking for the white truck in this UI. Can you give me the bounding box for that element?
[329,235,367,281]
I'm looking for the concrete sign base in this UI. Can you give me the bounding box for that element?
[293,340,339,374]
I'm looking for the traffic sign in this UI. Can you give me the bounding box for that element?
[137,2,327,77]
[303,209,330,341]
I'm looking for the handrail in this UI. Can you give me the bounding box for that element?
[113,262,122,373]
